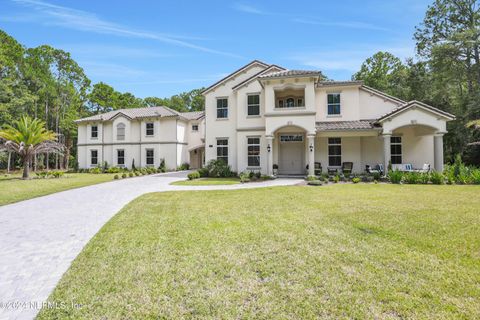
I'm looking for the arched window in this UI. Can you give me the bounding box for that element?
[117,123,125,140]
[286,98,295,108]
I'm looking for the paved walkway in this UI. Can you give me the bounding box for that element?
[0,172,302,320]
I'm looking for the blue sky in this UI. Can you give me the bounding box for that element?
[1,0,431,98]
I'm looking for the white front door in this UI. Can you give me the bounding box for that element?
[279,135,304,175]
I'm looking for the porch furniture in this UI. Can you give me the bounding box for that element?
[327,167,338,175]
[414,163,431,173]
[392,163,414,172]
[314,162,322,176]
[341,162,353,175]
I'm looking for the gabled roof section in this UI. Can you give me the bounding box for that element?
[376,100,455,122]
[75,106,184,123]
[180,111,205,120]
[360,85,405,105]
[201,60,269,95]
[317,80,364,88]
[258,69,322,80]
[231,64,286,90]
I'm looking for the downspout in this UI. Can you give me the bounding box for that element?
[175,118,178,170]
[139,119,142,168]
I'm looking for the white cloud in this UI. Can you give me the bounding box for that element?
[232,3,267,15]
[11,0,241,58]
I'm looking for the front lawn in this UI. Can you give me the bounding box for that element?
[171,177,241,186]
[0,173,117,206]
[38,185,480,319]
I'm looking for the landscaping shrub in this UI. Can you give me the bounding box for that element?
[35,171,49,179]
[106,167,121,173]
[121,173,127,179]
[306,175,317,181]
[198,167,209,177]
[372,171,381,181]
[471,168,480,184]
[352,177,361,184]
[129,172,134,178]
[187,171,201,180]
[135,171,140,176]
[307,180,322,186]
[388,170,403,184]
[178,163,190,171]
[158,159,166,173]
[239,171,250,183]
[333,175,340,183]
[419,173,430,184]
[114,174,119,180]
[102,161,109,173]
[89,167,101,174]
[205,159,234,177]
[430,171,444,185]
[131,159,136,171]
[403,172,420,184]
[51,171,64,178]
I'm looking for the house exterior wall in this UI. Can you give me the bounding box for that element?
[77,116,202,170]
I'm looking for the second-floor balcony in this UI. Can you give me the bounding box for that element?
[275,88,305,109]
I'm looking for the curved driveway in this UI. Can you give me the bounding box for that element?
[0,172,302,320]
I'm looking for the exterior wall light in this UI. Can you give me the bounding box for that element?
[309,144,314,152]
[267,144,271,152]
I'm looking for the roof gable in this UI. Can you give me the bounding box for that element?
[201,60,269,95]
[360,85,405,105]
[377,100,455,122]
[231,64,286,90]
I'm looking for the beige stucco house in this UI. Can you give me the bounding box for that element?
[202,60,455,176]
[75,106,205,170]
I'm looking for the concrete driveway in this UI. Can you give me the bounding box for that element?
[0,172,302,319]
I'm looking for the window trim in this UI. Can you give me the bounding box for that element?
[90,149,98,166]
[116,123,126,141]
[327,93,341,115]
[117,149,125,166]
[390,136,402,164]
[216,138,229,164]
[145,148,154,166]
[247,136,260,167]
[145,122,154,136]
[91,125,98,139]
[247,93,260,116]
[328,137,342,167]
[216,97,228,119]
[279,134,304,143]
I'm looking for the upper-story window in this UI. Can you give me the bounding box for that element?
[327,93,341,115]
[116,123,125,140]
[247,94,260,116]
[192,124,199,131]
[146,122,154,136]
[217,98,228,119]
[91,125,98,139]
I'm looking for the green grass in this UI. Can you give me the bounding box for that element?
[38,185,480,319]
[0,173,118,206]
[171,177,241,185]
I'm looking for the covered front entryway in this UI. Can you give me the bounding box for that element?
[189,146,204,169]
[278,134,304,175]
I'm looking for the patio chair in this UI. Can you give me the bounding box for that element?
[341,162,353,175]
[314,162,322,176]
[414,163,431,173]
[368,163,384,175]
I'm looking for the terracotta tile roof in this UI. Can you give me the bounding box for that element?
[75,106,204,123]
[180,111,205,120]
[258,69,322,79]
[231,64,286,90]
[316,120,379,131]
[377,100,455,122]
[317,80,364,87]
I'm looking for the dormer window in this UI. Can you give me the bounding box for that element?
[247,94,260,116]
[327,93,341,115]
[117,123,125,140]
[146,122,154,136]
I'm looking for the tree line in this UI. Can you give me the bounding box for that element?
[0,30,204,170]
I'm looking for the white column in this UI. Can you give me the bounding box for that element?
[266,135,274,176]
[434,134,444,172]
[307,134,315,176]
[383,134,391,174]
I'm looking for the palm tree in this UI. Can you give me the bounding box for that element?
[0,116,64,179]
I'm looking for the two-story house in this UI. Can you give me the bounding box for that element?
[202,60,455,176]
[75,106,205,170]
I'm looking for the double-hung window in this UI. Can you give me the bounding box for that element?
[117,149,125,166]
[328,137,342,166]
[327,93,341,115]
[146,122,154,136]
[391,136,402,164]
[192,124,199,131]
[216,139,228,164]
[146,149,154,166]
[217,98,228,119]
[117,123,125,140]
[247,137,260,167]
[247,94,260,116]
[91,125,98,139]
[91,150,98,166]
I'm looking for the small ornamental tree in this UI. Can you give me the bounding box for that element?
[0,116,64,179]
